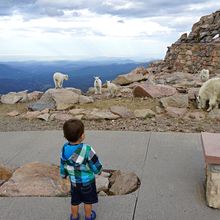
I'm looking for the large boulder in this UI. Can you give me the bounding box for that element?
[28,88,80,111]
[1,91,28,104]
[50,89,79,110]
[0,162,70,197]
[133,84,176,98]
[112,66,149,85]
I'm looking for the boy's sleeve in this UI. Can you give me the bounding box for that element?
[60,150,68,178]
[88,146,102,175]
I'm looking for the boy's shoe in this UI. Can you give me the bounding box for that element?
[84,210,96,220]
[70,213,80,220]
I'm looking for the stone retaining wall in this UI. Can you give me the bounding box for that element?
[206,164,220,209]
[163,43,220,74]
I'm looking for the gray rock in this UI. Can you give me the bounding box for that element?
[109,170,139,195]
[83,109,120,120]
[79,95,94,104]
[50,89,79,110]
[28,88,80,111]
[50,113,73,121]
[69,108,86,115]
[96,175,109,192]
[28,102,56,111]
[166,107,187,118]
[7,110,20,117]
[37,113,50,121]
[1,91,28,104]
[160,94,189,108]
[110,106,134,118]
[134,109,156,118]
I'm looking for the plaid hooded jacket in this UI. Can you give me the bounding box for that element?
[60,142,102,185]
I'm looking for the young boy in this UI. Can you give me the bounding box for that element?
[60,119,102,220]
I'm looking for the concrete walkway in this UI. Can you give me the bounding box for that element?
[0,131,220,220]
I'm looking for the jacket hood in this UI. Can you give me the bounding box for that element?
[61,143,87,166]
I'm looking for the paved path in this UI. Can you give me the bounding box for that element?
[0,131,220,220]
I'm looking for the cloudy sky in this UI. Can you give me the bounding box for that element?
[0,0,220,61]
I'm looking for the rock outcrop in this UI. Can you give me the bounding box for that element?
[153,10,220,75]
[113,66,149,85]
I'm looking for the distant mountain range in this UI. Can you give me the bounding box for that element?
[0,59,153,94]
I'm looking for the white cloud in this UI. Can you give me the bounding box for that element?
[0,0,220,60]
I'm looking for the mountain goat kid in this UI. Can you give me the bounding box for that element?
[196,77,220,111]
[106,80,118,97]
[199,69,209,82]
[94,76,102,94]
[53,72,69,89]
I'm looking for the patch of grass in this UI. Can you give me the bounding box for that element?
[76,97,160,111]
[0,103,27,116]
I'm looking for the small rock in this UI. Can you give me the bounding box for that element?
[161,94,189,108]
[50,113,73,121]
[37,113,50,121]
[23,111,41,119]
[96,175,109,192]
[7,110,20,117]
[166,107,187,118]
[69,108,86,115]
[110,106,134,118]
[134,109,155,118]
[98,191,107,196]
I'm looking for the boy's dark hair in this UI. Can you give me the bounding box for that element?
[63,119,84,142]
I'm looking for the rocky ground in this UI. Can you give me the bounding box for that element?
[0,97,219,133]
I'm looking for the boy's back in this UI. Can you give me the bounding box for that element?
[60,119,102,220]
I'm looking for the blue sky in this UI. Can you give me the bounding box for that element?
[0,0,220,61]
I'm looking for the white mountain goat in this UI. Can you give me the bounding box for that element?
[106,80,118,97]
[94,76,102,94]
[196,77,220,111]
[53,72,69,89]
[199,69,209,82]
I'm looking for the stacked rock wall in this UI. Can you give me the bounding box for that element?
[158,10,220,75]
[163,43,220,74]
